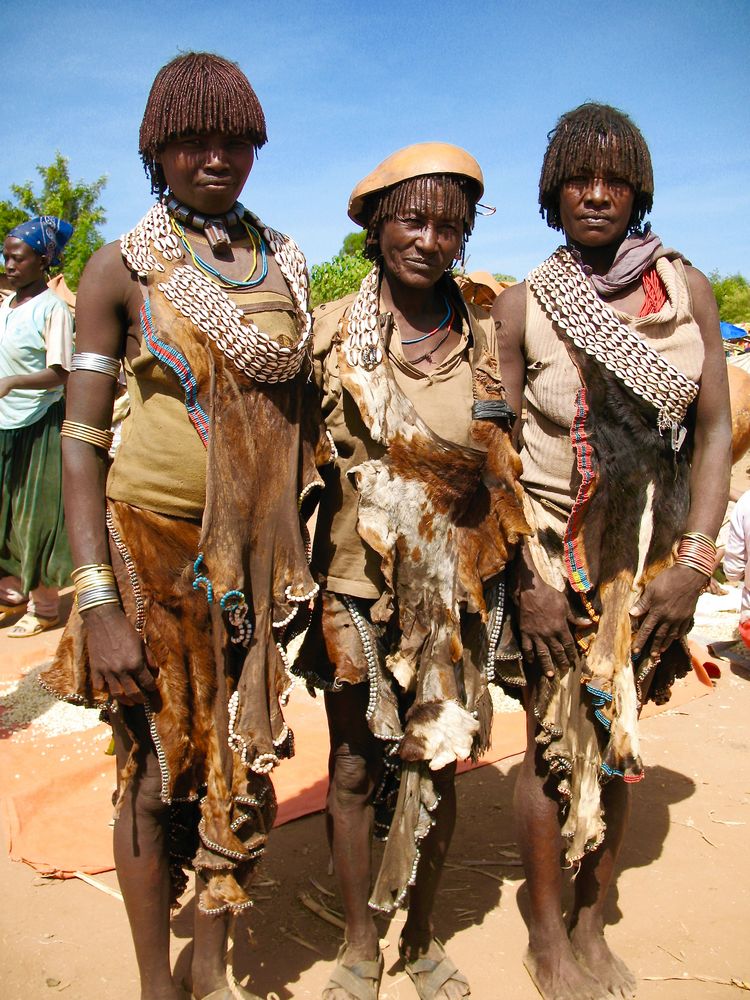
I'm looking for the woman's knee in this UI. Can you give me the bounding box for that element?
[329,746,379,813]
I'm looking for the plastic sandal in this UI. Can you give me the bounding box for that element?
[7,612,59,638]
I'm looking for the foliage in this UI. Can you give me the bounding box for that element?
[494,272,517,284]
[310,251,372,308]
[340,230,366,257]
[0,152,107,290]
[709,271,750,325]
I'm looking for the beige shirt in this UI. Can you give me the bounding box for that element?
[520,256,705,512]
[312,287,496,598]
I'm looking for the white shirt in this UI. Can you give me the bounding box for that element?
[0,288,74,429]
[723,489,750,622]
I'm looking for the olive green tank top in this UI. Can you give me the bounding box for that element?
[107,287,299,520]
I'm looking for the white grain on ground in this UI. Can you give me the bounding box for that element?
[0,663,103,739]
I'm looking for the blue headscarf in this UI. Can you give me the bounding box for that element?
[8,215,74,267]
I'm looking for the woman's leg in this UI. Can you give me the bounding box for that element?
[111,707,183,1000]
[323,683,384,996]
[400,763,470,1000]
[514,692,607,1000]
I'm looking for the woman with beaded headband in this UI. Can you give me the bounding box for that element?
[299,143,529,999]
[42,52,327,1000]
[0,216,74,637]
[493,103,731,1000]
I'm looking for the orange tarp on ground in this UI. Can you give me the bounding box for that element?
[0,616,718,878]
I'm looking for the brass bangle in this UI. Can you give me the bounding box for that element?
[681,531,717,552]
[72,565,116,595]
[675,556,712,577]
[72,563,114,582]
[61,420,114,452]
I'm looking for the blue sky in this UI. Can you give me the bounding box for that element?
[2,0,748,279]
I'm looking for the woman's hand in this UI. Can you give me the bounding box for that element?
[517,544,585,677]
[0,376,17,399]
[630,563,706,657]
[84,604,156,705]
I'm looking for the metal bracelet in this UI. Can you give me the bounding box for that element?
[71,353,121,380]
[61,420,114,452]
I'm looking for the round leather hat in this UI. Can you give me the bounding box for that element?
[348,142,484,226]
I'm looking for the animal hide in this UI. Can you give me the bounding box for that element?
[335,320,530,910]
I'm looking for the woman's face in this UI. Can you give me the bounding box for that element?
[378,196,463,290]
[2,238,46,290]
[558,172,635,248]
[158,131,255,215]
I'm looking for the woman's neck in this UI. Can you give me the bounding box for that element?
[379,268,443,319]
[12,277,48,306]
[568,238,624,276]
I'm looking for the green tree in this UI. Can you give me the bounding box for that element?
[340,230,366,257]
[310,252,372,308]
[0,152,107,290]
[494,272,517,284]
[709,271,750,325]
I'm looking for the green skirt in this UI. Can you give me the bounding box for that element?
[0,399,72,593]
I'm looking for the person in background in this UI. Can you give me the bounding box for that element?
[0,216,74,636]
[722,488,750,647]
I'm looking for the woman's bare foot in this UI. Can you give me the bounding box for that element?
[570,925,637,999]
[523,938,608,1000]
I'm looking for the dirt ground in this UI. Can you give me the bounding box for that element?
[4,457,750,999]
[2,649,749,999]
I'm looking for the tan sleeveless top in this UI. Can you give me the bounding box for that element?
[107,287,299,520]
[520,256,705,512]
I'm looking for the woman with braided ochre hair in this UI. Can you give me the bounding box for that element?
[300,144,529,999]
[493,103,731,1000]
[42,52,326,1000]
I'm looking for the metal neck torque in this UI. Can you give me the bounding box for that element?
[165,195,246,252]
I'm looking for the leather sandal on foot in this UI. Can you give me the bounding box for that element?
[0,601,27,624]
[192,985,264,1000]
[400,938,470,999]
[7,612,59,638]
[324,943,384,1000]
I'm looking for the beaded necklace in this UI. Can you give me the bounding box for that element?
[400,295,452,344]
[407,326,453,366]
[171,216,268,289]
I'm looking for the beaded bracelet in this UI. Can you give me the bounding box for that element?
[61,420,114,452]
[71,353,121,380]
[675,531,717,577]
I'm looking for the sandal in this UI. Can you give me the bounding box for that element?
[324,943,384,1000]
[400,938,470,999]
[0,601,27,624]
[7,612,59,638]
[192,984,264,999]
